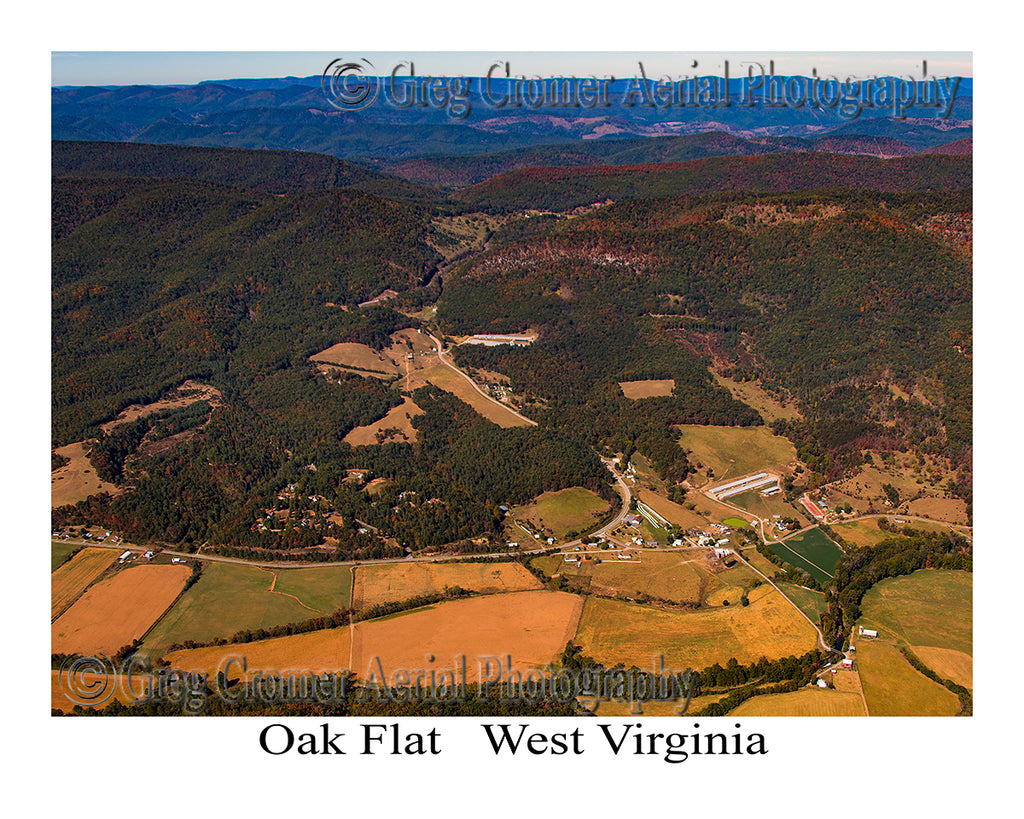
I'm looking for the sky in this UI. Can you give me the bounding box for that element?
[51,51,972,87]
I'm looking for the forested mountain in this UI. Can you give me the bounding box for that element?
[51,140,440,202]
[442,189,971,485]
[52,138,971,552]
[53,176,441,444]
[384,131,969,188]
[457,153,972,211]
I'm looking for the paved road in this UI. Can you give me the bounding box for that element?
[425,331,538,427]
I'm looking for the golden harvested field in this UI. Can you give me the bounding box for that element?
[171,590,582,684]
[51,670,160,713]
[728,688,866,716]
[352,562,542,609]
[912,646,972,690]
[52,564,191,656]
[311,342,400,377]
[677,424,797,485]
[411,362,533,427]
[619,379,674,399]
[343,396,424,446]
[573,584,817,671]
[710,372,801,423]
[100,380,222,433]
[51,441,121,508]
[587,550,750,606]
[906,496,970,525]
[350,591,582,682]
[856,640,960,716]
[51,547,121,619]
[166,627,351,679]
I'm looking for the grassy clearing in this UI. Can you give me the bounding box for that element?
[573,584,817,671]
[53,564,192,656]
[710,372,801,423]
[271,566,354,615]
[141,562,339,656]
[51,541,78,572]
[352,562,541,610]
[677,424,796,485]
[619,379,674,399]
[830,451,965,524]
[51,441,121,508]
[858,569,972,657]
[728,688,866,716]
[515,487,611,540]
[856,640,960,716]
[99,380,222,433]
[830,518,893,549]
[775,582,827,624]
[343,396,424,446]
[51,547,121,619]
[310,342,400,376]
[767,527,844,586]
[722,488,801,521]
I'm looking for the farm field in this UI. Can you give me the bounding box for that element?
[351,561,541,610]
[710,372,801,423]
[722,488,802,522]
[766,527,844,586]
[619,379,674,399]
[310,342,400,377]
[168,590,582,685]
[141,562,351,656]
[52,564,192,656]
[855,640,960,716]
[775,582,827,624]
[676,424,796,485]
[830,518,893,548]
[349,590,582,682]
[585,550,724,605]
[515,487,611,539]
[410,362,532,427]
[858,569,971,688]
[166,626,351,679]
[728,688,866,716]
[51,546,121,619]
[573,584,817,671]
[51,541,78,571]
[343,396,424,446]
[51,441,121,508]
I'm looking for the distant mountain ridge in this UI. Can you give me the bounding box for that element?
[53,73,972,163]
